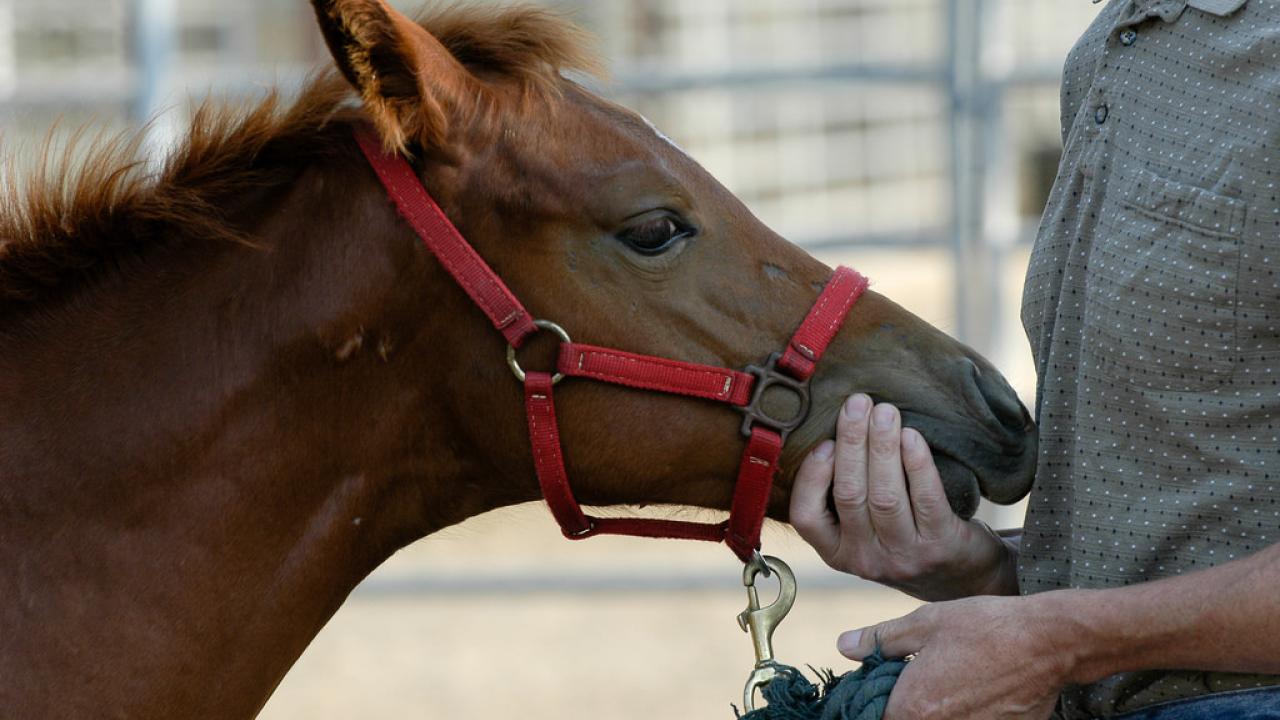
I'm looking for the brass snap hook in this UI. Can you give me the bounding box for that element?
[737,553,797,712]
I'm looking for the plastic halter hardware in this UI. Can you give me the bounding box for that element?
[736,352,811,442]
[738,553,798,712]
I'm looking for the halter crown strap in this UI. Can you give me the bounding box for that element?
[355,128,868,562]
[354,131,538,347]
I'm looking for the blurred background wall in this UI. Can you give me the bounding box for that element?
[1,1,1103,717]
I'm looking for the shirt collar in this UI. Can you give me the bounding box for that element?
[1186,0,1248,14]
[1101,0,1248,22]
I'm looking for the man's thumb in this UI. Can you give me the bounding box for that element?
[837,612,926,661]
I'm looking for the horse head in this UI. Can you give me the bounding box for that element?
[309,0,1036,533]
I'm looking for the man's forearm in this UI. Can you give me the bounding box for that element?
[1041,543,1280,684]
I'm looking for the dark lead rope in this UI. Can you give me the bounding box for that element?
[736,653,907,720]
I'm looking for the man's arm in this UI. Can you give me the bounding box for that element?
[1068,540,1280,680]
[790,394,1020,601]
[838,542,1280,720]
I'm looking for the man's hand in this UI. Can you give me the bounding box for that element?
[836,594,1071,720]
[836,543,1280,719]
[789,394,1018,601]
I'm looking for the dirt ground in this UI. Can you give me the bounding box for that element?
[260,246,1034,719]
[260,513,924,720]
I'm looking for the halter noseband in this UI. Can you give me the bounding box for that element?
[355,129,868,562]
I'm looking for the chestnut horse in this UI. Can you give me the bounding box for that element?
[0,1,1037,717]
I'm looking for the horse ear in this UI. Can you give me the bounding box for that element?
[310,0,471,152]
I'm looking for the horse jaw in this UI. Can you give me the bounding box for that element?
[776,290,1038,521]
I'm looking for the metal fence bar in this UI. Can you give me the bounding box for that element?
[353,569,883,598]
[608,62,946,93]
[593,63,1061,95]
[0,0,13,102]
[130,0,175,124]
[948,0,984,348]
[129,0,179,157]
[3,63,1064,109]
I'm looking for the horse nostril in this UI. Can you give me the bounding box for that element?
[969,360,1028,433]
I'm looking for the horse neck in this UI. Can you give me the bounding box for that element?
[0,153,527,717]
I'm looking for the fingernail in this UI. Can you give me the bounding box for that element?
[871,403,897,429]
[837,629,864,658]
[843,394,870,419]
[812,440,835,460]
[902,428,921,451]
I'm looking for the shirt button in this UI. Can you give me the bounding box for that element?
[1120,29,1138,46]
[1095,104,1109,124]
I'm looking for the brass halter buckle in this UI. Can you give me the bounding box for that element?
[738,553,797,712]
[737,352,811,441]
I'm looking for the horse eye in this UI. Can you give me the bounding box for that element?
[616,215,696,255]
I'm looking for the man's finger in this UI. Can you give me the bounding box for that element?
[900,428,955,541]
[790,440,839,557]
[866,403,915,545]
[831,394,874,536]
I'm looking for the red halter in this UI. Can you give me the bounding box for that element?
[355,130,868,562]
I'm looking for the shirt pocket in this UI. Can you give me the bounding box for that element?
[1083,168,1247,392]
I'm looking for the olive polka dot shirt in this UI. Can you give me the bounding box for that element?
[1019,0,1280,716]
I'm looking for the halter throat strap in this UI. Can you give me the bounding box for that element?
[354,129,868,562]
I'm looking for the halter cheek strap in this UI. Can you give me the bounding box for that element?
[354,129,868,562]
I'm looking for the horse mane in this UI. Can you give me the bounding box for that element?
[0,3,597,314]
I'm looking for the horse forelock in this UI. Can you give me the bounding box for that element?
[0,3,600,322]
